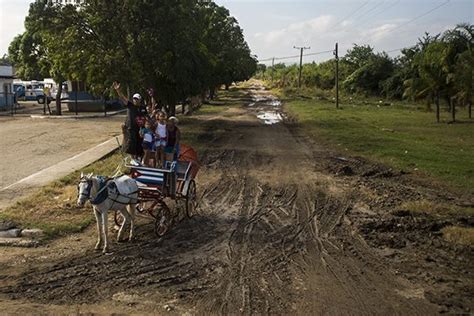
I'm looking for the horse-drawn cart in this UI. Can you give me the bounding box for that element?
[117,144,199,236]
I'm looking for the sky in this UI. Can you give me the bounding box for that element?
[1,0,472,65]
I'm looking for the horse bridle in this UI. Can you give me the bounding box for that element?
[78,178,93,200]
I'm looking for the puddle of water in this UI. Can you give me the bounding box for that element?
[268,100,282,107]
[249,87,284,124]
[257,111,283,125]
[252,96,268,103]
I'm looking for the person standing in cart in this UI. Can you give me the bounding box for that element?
[113,81,147,159]
[154,111,168,167]
[165,116,181,163]
[140,119,155,166]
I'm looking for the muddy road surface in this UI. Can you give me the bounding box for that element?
[0,83,472,314]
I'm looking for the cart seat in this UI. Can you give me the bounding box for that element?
[128,165,168,187]
[176,161,191,180]
[163,161,191,181]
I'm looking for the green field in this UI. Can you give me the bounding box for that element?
[283,97,474,195]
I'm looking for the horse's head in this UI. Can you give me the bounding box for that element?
[77,172,94,207]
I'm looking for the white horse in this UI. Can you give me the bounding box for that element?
[77,173,139,253]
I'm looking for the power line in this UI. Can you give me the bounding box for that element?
[385,47,405,53]
[350,0,451,50]
[385,0,451,34]
[258,50,333,63]
[331,1,370,29]
[350,0,401,29]
[351,1,387,25]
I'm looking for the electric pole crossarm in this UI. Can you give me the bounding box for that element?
[294,46,310,88]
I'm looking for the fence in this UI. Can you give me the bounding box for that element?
[0,92,16,116]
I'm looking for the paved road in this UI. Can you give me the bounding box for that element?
[0,115,123,209]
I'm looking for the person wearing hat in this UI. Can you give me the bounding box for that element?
[165,116,181,162]
[113,81,147,159]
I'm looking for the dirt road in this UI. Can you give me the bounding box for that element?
[0,83,472,314]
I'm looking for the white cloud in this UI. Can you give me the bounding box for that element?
[362,23,399,42]
[0,0,31,56]
[252,15,338,57]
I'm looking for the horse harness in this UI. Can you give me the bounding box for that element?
[79,176,139,206]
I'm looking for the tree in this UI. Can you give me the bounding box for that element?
[342,44,375,72]
[8,31,50,81]
[453,50,473,119]
[416,41,452,122]
[343,52,394,95]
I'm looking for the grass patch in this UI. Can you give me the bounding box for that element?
[401,200,474,217]
[442,226,474,246]
[0,152,123,239]
[283,97,474,194]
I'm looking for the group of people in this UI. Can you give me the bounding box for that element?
[113,82,180,168]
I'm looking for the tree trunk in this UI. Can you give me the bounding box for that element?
[55,84,62,116]
[225,84,229,90]
[169,104,176,117]
[445,95,451,112]
[469,100,472,119]
[436,91,440,123]
[451,98,456,122]
[209,87,215,100]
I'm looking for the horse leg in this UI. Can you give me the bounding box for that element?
[101,210,109,253]
[127,204,136,241]
[94,208,103,251]
[117,209,130,242]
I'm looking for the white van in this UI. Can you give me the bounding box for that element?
[13,79,68,103]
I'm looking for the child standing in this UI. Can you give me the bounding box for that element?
[154,111,168,168]
[139,120,154,166]
[164,116,181,163]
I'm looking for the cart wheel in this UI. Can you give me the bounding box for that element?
[114,210,124,226]
[185,180,197,218]
[154,206,170,237]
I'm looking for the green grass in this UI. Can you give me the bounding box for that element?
[284,98,474,194]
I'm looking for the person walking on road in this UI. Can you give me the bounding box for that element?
[113,81,146,159]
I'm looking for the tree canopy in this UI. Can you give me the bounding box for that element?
[8,0,257,115]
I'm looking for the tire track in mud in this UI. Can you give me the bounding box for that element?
[0,83,440,314]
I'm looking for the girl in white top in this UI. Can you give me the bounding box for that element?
[154,111,167,168]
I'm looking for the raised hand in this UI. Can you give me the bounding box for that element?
[112,81,121,91]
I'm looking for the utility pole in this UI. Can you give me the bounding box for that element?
[334,42,339,109]
[271,57,275,83]
[294,46,310,88]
